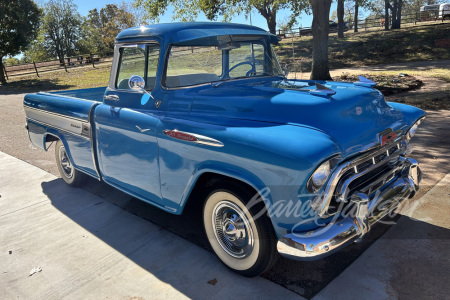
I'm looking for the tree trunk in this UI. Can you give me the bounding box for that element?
[385,0,391,30]
[337,0,345,39]
[310,0,332,81]
[354,4,359,32]
[266,10,277,35]
[257,6,277,34]
[0,57,6,85]
[391,0,398,29]
[392,0,403,29]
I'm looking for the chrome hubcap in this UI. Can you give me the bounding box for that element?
[59,146,73,179]
[212,200,254,259]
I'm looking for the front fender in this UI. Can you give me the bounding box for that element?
[158,115,340,237]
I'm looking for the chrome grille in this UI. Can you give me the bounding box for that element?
[317,138,408,218]
[334,143,405,203]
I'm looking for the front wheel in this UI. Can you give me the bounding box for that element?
[55,140,87,187]
[203,182,278,277]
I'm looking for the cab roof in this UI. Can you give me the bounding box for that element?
[115,22,280,44]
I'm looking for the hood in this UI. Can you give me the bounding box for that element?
[190,78,425,158]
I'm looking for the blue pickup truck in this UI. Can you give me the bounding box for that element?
[24,22,425,277]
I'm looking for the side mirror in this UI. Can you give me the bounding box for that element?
[129,75,145,91]
[128,74,156,105]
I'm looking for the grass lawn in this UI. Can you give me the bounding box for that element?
[0,64,112,94]
[275,23,450,72]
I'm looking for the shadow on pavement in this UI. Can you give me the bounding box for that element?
[40,176,449,299]
[41,177,300,299]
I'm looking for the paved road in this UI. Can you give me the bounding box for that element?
[0,152,302,300]
[2,151,449,299]
[315,173,450,299]
[1,91,449,298]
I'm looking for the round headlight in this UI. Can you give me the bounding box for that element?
[311,161,330,188]
[307,156,340,193]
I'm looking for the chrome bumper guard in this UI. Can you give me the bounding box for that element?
[277,157,421,261]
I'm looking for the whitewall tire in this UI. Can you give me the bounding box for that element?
[203,181,278,277]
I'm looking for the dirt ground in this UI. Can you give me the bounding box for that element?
[388,75,450,110]
[1,81,449,298]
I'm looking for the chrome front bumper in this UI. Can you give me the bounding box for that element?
[277,157,421,261]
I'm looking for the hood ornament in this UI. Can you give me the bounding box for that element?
[354,76,377,88]
[309,83,336,97]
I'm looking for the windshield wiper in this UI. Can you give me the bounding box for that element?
[211,74,284,88]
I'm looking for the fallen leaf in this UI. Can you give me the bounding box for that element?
[29,267,42,276]
[207,278,218,285]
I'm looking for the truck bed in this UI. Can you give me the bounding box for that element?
[49,87,106,102]
[23,87,107,179]
[24,87,106,122]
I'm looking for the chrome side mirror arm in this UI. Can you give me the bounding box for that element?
[129,75,154,100]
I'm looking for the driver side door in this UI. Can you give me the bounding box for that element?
[95,43,168,209]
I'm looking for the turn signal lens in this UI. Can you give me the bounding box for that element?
[408,123,419,139]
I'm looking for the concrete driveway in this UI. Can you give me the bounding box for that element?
[0,152,302,300]
[1,151,449,299]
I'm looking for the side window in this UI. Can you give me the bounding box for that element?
[229,43,264,78]
[116,44,160,90]
[116,46,146,90]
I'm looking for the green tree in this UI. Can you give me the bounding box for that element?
[4,57,19,66]
[41,0,82,64]
[81,3,136,53]
[0,0,41,84]
[100,3,137,49]
[24,30,54,62]
[19,56,30,64]
[79,9,107,55]
[134,0,309,34]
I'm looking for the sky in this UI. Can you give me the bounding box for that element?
[73,0,341,31]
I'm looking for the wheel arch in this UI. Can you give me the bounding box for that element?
[180,170,280,237]
[42,131,76,167]
[43,132,60,150]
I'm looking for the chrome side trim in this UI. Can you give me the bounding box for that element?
[24,105,87,123]
[26,117,90,140]
[103,95,120,101]
[163,129,224,147]
[25,106,91,139]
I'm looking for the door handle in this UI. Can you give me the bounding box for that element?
[103,95,120,101]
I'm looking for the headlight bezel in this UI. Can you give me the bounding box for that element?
[407,117,426,141]
[307,156,341,193]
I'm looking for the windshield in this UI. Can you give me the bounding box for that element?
[164,37,283,88]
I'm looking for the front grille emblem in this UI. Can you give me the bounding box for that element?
[380,132,397,146]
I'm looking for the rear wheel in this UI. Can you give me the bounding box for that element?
[55,140,86,187]
[203,181,278,277]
